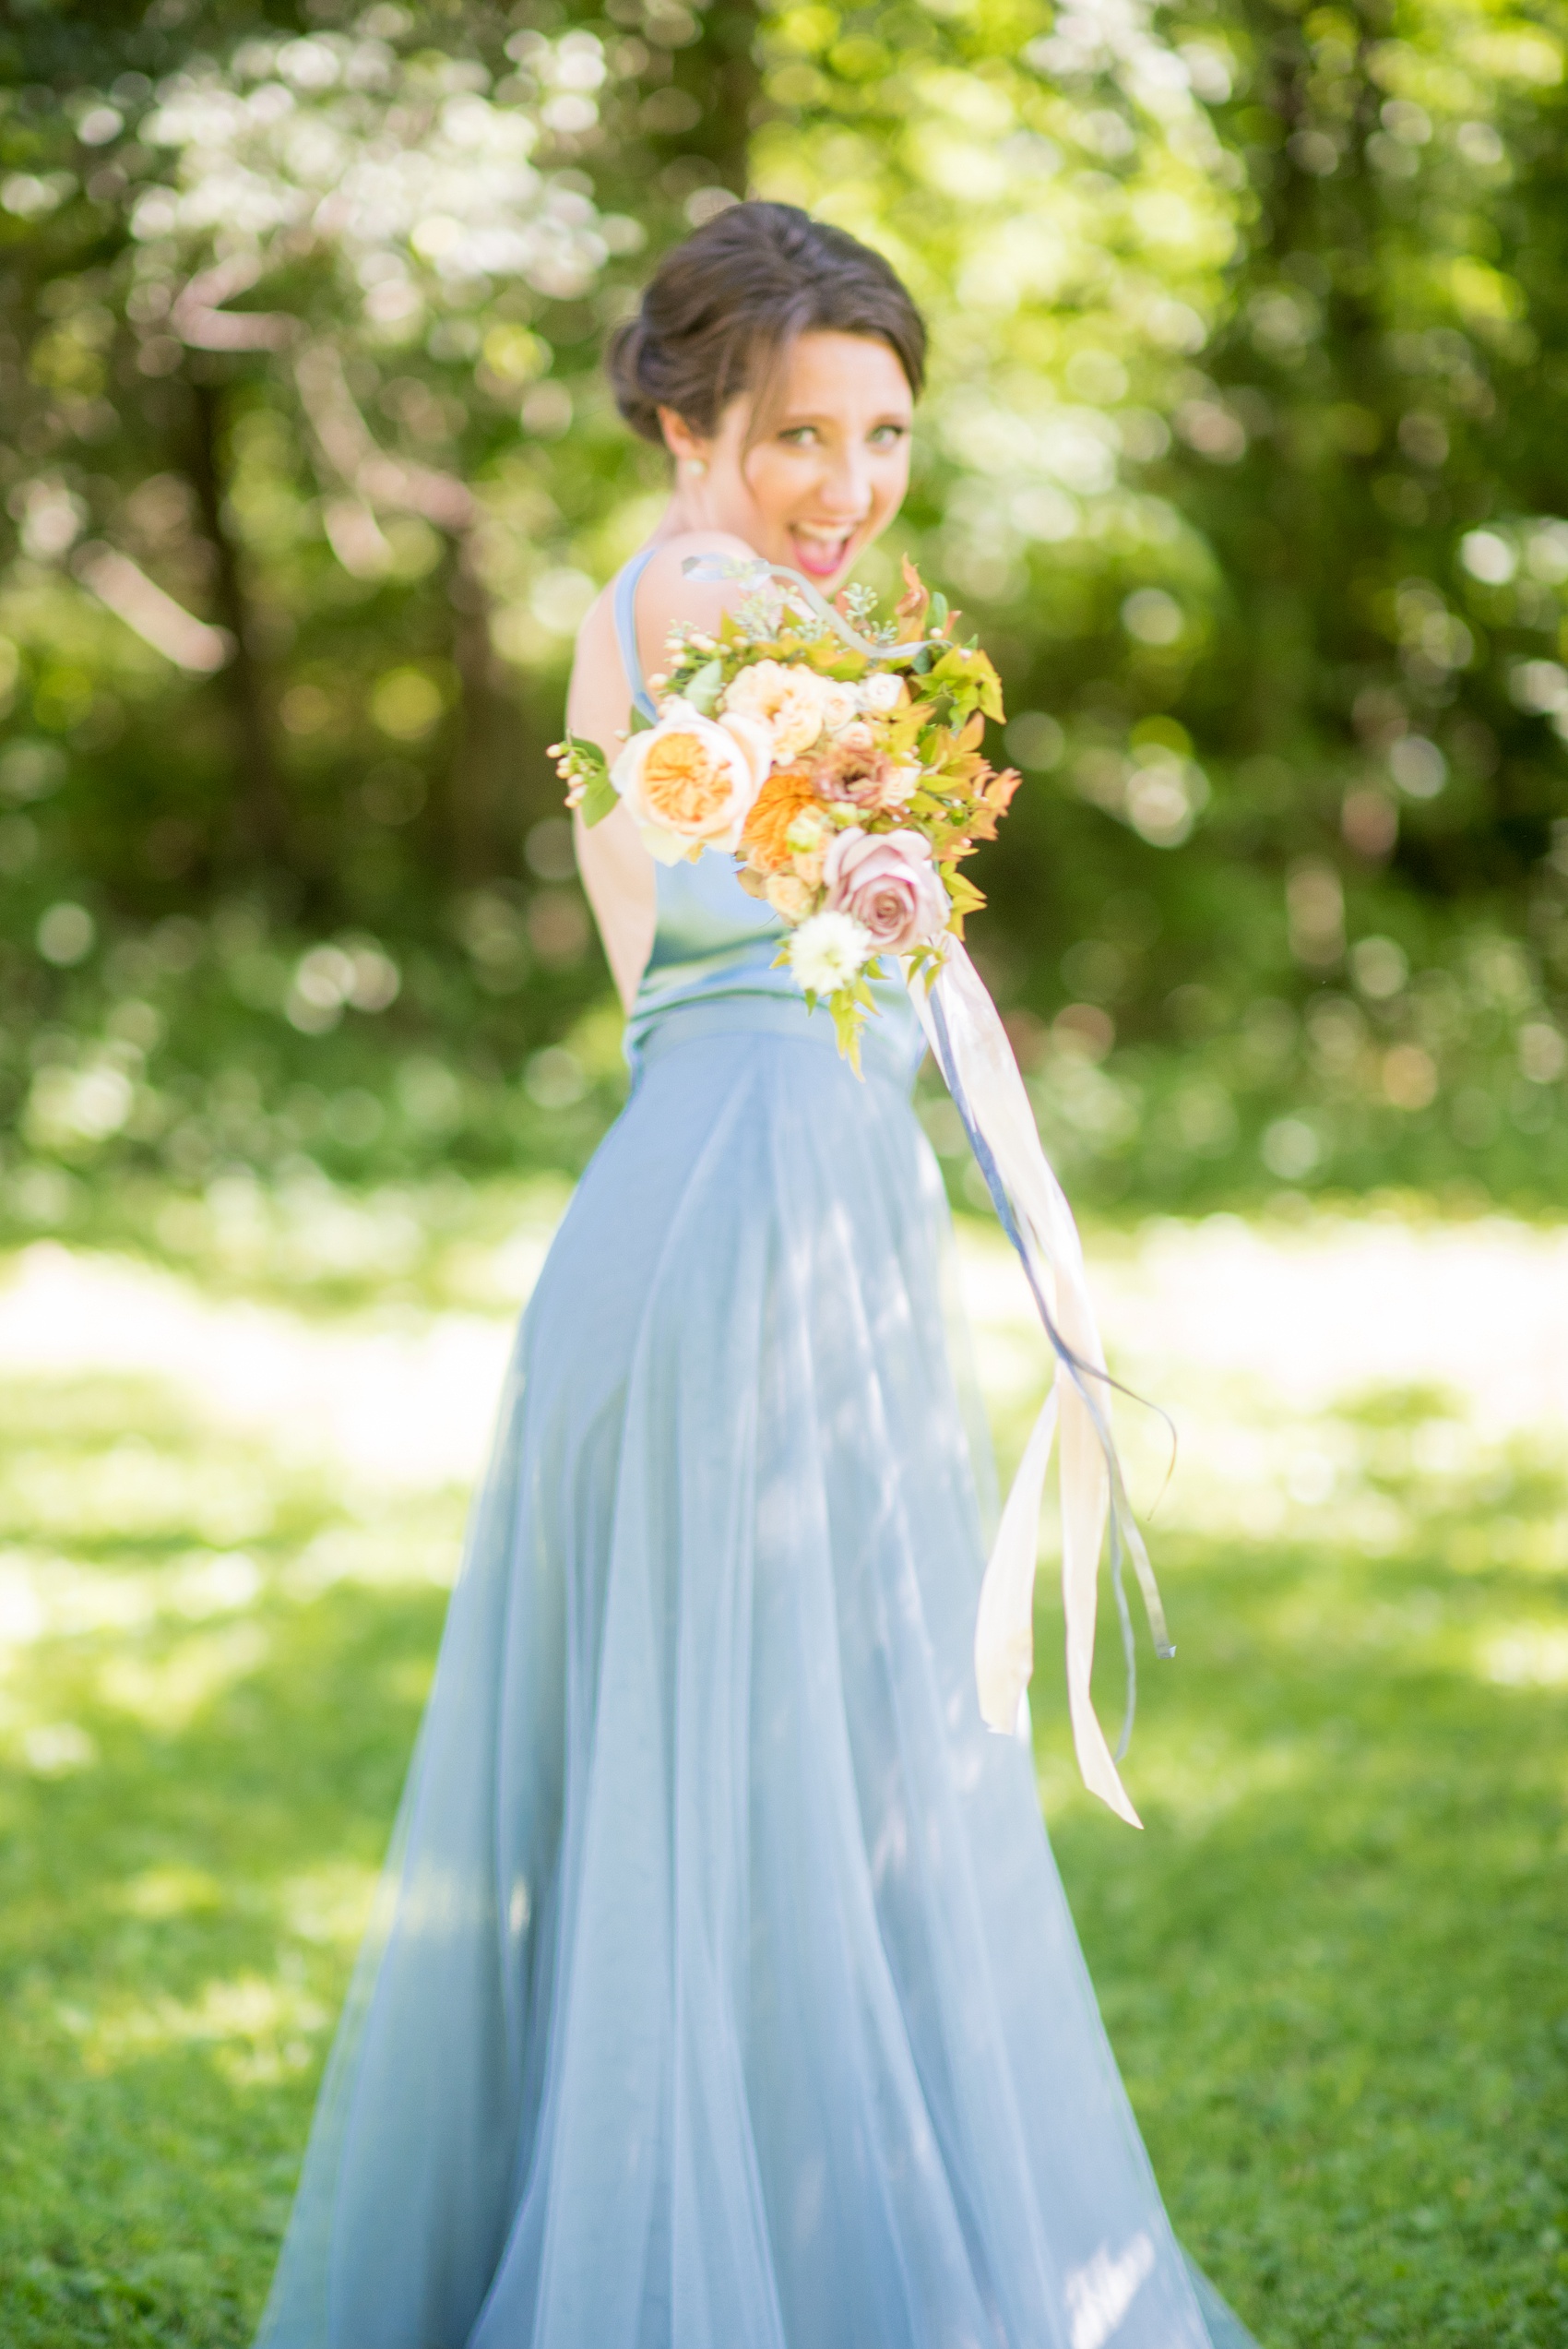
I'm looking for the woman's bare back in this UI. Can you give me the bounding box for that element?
[564,530,759,1011]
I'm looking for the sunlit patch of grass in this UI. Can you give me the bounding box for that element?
[2,1211,1567,2343]
[2,1168,575,1317]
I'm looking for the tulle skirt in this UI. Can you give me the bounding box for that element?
[256,997,1253,2349]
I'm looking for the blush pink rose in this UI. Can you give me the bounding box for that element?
[821,826,949,956]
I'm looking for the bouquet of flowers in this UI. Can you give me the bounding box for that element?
[552,554,1021,1068]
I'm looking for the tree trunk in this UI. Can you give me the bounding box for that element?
[446,531,510,883]
[702,0,762,194]
[643,0,758,200]
[187,376,289,869]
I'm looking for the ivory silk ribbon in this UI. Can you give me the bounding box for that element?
[905,943,1172,1829]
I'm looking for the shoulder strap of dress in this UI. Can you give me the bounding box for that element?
[613,544,660,721]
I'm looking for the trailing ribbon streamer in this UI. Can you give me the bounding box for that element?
[905,940,1172,1829]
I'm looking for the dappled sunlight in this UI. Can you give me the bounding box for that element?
[20,1720,97,1775]
[1041,1718,1331,1839]
[1089,1210,1568,1433]
[958,1209,1568,1584]
[0,1239,515,1492]
[284,1506,464,1596]
[0,1545,265,1653]
[146,1169,573,1307]
[118,1864,226,1920]
[66,1969,328,2089]
[98,1620,272,1734]
[1479,1625,1568,1689]
[281,1860,382,1950]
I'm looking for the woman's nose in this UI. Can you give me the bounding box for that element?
[817,444,872,519]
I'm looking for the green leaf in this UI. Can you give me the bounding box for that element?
[683,658,724,714]
[579,766,619,829]
[830,990,866,1076]
[628,703,655,734]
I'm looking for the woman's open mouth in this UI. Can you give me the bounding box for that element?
[789,524,857,581]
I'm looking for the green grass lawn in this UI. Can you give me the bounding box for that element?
[1,1208,1565,2345]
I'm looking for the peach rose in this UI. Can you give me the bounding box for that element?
[765,872,814,921]
[822,826,949,955]
[612,698,772,864]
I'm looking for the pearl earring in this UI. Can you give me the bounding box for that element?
[687,458,707,479]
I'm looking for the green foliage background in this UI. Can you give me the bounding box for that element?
[3,0,1567,1232]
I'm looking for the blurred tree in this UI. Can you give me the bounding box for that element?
[2,6,637,892]
[754,0,1568,1204]
[0,0,751,1199]
[1189,0,1568,948]
[3,0,1568,1216]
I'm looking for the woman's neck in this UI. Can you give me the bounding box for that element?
[652,479,754,546]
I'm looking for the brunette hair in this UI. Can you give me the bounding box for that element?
[606,200,926,447]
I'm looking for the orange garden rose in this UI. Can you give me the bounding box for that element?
[739,768,818,874]
[640,733,733,831]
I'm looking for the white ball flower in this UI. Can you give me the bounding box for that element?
[787,908,873,995]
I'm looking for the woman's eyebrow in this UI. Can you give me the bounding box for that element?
[773,409,912,428]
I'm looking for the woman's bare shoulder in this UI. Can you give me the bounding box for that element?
[636,526,756,582]
[630,531,759,670]
[569,531,760,730]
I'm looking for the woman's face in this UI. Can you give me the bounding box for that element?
[665,329,914,590]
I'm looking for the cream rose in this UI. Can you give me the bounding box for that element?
[817,681,859,734]
[612,698,773,864]
[722,661,833,763]
[859,671,907,715]
[822,826,949,956]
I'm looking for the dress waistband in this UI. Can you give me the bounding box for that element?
[626,989,924,1090]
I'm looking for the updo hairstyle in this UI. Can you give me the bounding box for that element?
[606,200,926,449]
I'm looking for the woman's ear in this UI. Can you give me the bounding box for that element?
[658,405,709,470]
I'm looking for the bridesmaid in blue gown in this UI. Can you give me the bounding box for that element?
[256,201,1257,2349]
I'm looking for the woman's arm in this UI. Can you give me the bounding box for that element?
[565,598,658,1013]
[564,531,760,1012]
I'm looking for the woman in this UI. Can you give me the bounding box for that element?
[257,201,1255,2349]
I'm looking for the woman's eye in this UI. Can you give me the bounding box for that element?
[869,424,909,449]
[780,426,819,447]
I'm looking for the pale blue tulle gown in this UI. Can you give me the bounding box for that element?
[256,554,1256,2349]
